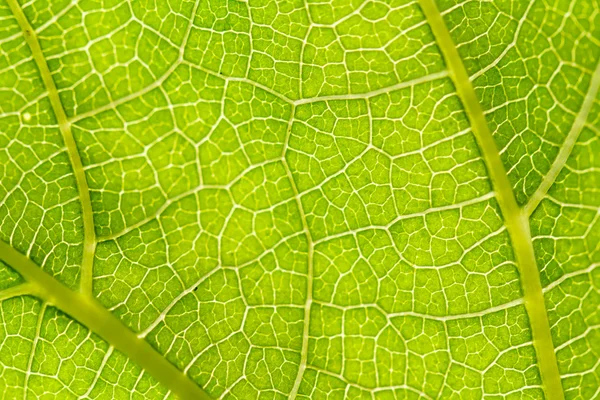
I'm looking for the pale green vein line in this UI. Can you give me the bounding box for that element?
[525,59,600,216]
[283,105,315,400]
[69,60,295,124]
[0,241,211,400]
[23,301,46,399]
[542,263,599,294]
[294,70,449,104]
[366,298,524,321]
[417,1,564,399]
[0,283,35,302]
[7,0,96,295]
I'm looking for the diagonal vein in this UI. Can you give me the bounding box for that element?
[525,59,600,216]
[6,0,96,295]
[417,0,564,399]
[0,283,35,302]
[0,241,211,400]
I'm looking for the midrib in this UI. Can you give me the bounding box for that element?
[0,241,211,400]
[6,0,96,295]
[417,1,564,399]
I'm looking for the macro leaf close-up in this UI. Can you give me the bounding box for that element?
[0,0,599,399]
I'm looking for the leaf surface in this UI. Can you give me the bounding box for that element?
[0,0,598,399]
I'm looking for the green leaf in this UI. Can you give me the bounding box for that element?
[0,0,598,399]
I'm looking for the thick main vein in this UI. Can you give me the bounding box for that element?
[417,0,564,399]
[0,241,211,400]
[7,0,96,295]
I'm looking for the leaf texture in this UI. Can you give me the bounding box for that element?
[0,0,598,399]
